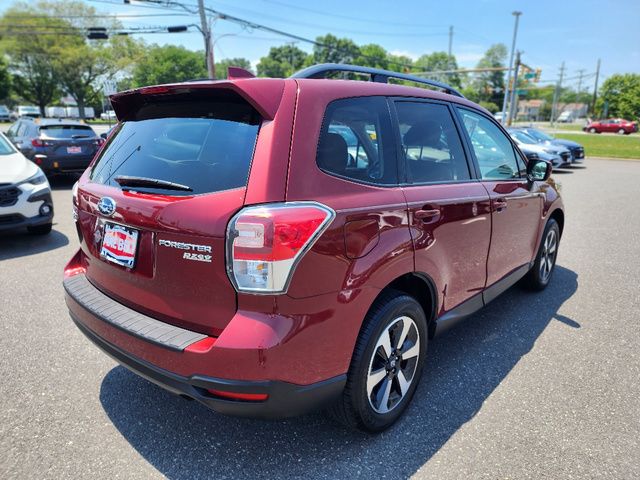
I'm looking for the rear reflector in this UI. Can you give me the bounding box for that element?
[207,389,268,402]
[184,336,216,353]
[226,202,334,294]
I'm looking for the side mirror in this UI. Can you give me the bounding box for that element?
[527,159,552,182]
[100,132,108,139]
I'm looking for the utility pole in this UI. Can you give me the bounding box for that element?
[501,11,522,124]
[448,25,453,58]
[197,0,215,78]
[591,58,601,117]
[507,51,521,126]
[550,61,566,127]
[576,69,586,94]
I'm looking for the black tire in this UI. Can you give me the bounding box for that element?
[589,127,597,134]
[523,218,560,290]
[27,223,52,235]
[617,128,626,135]
[329,291,428,432]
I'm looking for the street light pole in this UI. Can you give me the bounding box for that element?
[197,0,215,78]
[500,11,522,124]
[507,50,521,126]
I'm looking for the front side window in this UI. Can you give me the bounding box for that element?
[457,108,521,180]
[317,97,396,185]
[395,101,470,184]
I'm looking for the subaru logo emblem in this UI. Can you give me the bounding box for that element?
[97,197,116,217]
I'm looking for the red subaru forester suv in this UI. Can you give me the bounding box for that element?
[64,64,564,432]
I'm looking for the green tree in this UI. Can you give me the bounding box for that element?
[132,45,207,86]
[386,54,415,73]
[474,43,508,105]
[415,51,461,88]
[312,34,359,65]
[0,56,11,101]
[215,57,252,79]
[355,44,388,70]
[597,74,640,119]
[256,44,308,77]
[53,42,115,119]
[0,3,69,115]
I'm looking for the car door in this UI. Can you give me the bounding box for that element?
[393,99,491,313]
[455,107,543,290]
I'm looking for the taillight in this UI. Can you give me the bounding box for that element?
[226,202,335,294]
[31,138,45,147]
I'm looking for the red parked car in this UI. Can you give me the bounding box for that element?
[64,64,564,432]
[584,118,638,134]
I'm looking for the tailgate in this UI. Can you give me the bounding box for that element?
[75,87,267,336]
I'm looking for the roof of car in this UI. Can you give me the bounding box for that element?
[111,76,487,122]
[35,119,93,127]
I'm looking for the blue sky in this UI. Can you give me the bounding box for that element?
[4,0,640,88]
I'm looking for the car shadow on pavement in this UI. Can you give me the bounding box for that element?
[99,265,578,480]
[0,228,69,261]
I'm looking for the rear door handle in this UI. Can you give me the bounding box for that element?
[493,198,508,212]
[415,208,441,223]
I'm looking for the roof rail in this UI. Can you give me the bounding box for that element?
[290,63,465,98]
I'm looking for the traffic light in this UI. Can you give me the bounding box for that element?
[87,27,108,40]
[535,68,542,82]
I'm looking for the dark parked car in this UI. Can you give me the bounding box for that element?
[584,118,638,135]
[513,127,585,163]
[63,64,564,432]
[507,128,571,168]
[5,119,103,176]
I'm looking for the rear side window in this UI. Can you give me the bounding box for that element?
[90,93,261,196]
[317,97,396,185]
[40,125,95,139]
[457,108,521,180]
[395,101,470,184]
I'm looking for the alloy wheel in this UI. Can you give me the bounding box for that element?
[539,228,557,282]
[366,315,420,414]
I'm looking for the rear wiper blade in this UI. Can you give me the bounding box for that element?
[114,175,193,192]
[71,134,90,139]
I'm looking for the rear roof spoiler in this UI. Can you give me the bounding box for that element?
[109,78,285,121]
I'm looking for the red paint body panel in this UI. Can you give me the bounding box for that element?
[67,74,565,398]
[402,182,491,313]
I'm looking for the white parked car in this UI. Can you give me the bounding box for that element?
[100,110,116,121]
[14,105,41,119]
[0,132,54,235]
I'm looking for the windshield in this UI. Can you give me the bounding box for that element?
[510,131,537,145]
[526,129,553,142]
[0,134,15,155]
[40,125,95,139]
[90,96,261,196]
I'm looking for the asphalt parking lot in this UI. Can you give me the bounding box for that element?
[1,159,639,479]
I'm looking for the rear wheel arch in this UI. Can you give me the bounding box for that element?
[549,208,564,238]
[373,273,438,337]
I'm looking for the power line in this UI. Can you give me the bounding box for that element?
[258,0,446,28]
[117,0,425,72]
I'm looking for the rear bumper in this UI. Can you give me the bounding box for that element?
[71,314,345,419]
[34,154,94,174]
[64,272,346,418]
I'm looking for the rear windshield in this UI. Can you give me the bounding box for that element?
[40,125,95,139]
[90,94,261,196]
